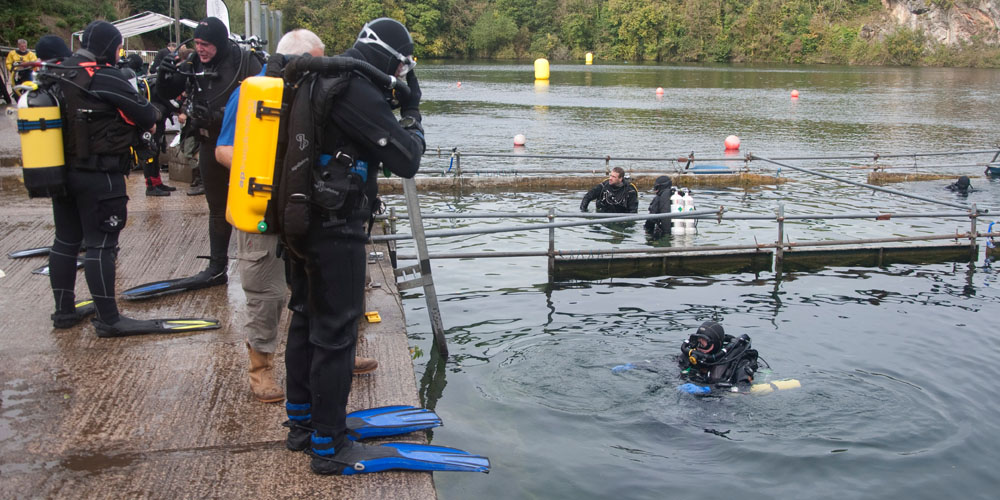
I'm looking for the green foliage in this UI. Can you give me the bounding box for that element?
[6,0,1000,67]
[469,9,518,57]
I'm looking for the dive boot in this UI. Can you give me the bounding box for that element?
[51,300,97,329]
[283,405,443,451]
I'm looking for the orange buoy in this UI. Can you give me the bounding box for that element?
[655,87,664,95]
[724,135,740,151]
[791,89,799,98]
[514,134,526,146]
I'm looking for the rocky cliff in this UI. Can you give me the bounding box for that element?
[883,0,1000,44]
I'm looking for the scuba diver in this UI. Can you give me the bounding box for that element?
[946,175,972,195]
[580,166,639,213]
[678,321,759,388]
[645,175,673,238]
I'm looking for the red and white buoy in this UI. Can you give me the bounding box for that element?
[655,87,664,96]
[514,134,526,146]
[457,81,462,88]
[724,135,740,151]
[790,89,799,99]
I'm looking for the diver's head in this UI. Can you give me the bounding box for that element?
[653,175,672,194]
[193,17,229,63]
[955,175,971,192]
[609,166,625,187]
[690,321,725,355]
[81,21,123,65]
[354,18,415,77]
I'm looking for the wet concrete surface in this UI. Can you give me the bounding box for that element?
[0,122,437,497]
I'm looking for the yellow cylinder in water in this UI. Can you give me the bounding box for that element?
[749,378,801,395]
[226,76,284,233]
[585,52,593,65]
[534,58,550,80]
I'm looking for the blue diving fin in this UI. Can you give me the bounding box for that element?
[346,405,443,440]
[312,440,490,475]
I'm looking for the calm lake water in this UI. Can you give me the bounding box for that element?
[389,61,1000,499]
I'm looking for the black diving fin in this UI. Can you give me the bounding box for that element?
[121,271,227,300]
[32,258,85,275]
[8,246,52,259]
[92,317,221,338]
[311,440,491,475]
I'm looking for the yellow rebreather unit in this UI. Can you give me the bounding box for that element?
[226,76,284,233]
[749,379,801,395]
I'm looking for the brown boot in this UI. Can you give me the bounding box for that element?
[353,356,379,375]
[247,342,284,403]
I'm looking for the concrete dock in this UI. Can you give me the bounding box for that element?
[0,107,437,498]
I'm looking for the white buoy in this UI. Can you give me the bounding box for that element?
[724,135,740,151]
[514,134,526,146]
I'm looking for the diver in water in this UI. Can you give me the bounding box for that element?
[946,176,972,195]
[678,321,759,388]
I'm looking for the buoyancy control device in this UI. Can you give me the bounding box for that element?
[16,81,66,198]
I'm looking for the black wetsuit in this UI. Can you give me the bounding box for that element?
[157,42,261,276]
[49,51,159,323]
[679,334,759,386]
[581,180,639,213]
[645,188,673,236]
[284,47,424,446]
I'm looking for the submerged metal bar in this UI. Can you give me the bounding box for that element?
[378,210,975,222]
[423,148,998,163]
[394,231,993,261]
[751,154,975,211]
[371,208,721,242]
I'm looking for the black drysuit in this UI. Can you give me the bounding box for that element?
[49,51,159,323]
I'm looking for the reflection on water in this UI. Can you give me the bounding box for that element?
[402,62,1000,499]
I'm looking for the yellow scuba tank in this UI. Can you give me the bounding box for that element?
[16,81,66,198]
[226,76,284,233]
[749,378,801,395]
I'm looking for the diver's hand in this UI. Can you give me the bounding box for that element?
[399,69,421,113]
[158,54,178,77]
[688,349,708,365]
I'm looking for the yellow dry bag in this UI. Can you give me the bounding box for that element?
[226,76,284,233]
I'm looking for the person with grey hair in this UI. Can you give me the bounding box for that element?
[6,38,37,98]
[214,29,376,405]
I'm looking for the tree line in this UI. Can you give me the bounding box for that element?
[5,0,1000,67]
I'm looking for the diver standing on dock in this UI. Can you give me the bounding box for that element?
[580,166,639,213]
[46,21,162,334]
[273,18,428,474]
[155,17,262,293]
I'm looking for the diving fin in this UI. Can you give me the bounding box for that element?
[32,258,85,275]
[8,246,51,259]
[346,405,443,440]
[92,316,221,338]
[121,270,227,300]
[311,440,490,475]
[285,405,442,451]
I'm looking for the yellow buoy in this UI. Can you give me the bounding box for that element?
[585,52,593,65]
[534,58,550,80]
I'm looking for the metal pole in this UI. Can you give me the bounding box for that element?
[250,0,261,38]
[244,1,251,39]
[752,154,976,211]
[547,208,555,277]
[174,0,181,44]
[454,151,461,177]
[971,203,978,262]
[776,203,785,265]
[402,178,448,355]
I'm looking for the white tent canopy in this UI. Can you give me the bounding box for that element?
[71,11,198,49]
